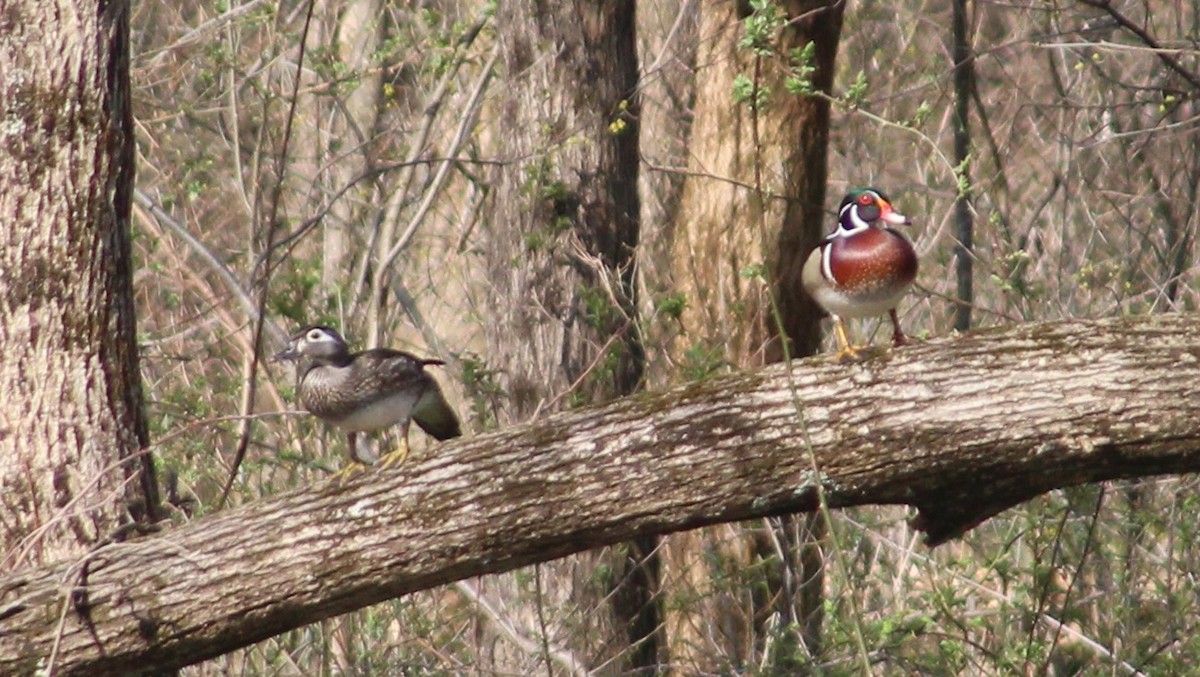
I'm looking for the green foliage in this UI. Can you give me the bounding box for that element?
[268,257,322,326]
[842,69,869,109]
[520,158,563,202]
[655,291,687,321]
[578,283,615,331]
[739,262,767,282]
[680,340,727,381]
[1074,260,1121,292]
[180,153,214,204]
[953,153,972,198]
[519,157,577,246]
[739,0,786,56]
[784,42,818,95]
[376,29,414,69]
[308,45,357,97]
[567,338,627,409]
[609,98,633,135]
[732,73,770,110]
[910,100,933,127]
[456,352,502,431]
[523,229,547,252]
[518,158,573,235]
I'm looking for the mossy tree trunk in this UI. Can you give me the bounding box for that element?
[0,0,162,570]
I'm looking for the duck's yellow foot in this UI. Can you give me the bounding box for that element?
[378,441,411,469]
[834,343,865,363]
[330,461,370,484]
[831,317,862,363]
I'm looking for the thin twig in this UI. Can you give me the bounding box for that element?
[362,15,490,346]
[374,45,499,295]
[839,513,1148,677]
[220,0,318,508]
[453,580,592,677]
[141,0,269,69]
[1075,0,1200,93]
[132,189,287,347]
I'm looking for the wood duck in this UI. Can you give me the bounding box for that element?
[802,188,918,361]
[273,325,462,479]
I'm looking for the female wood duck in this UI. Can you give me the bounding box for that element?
[273,325,462,479]
[802,188,918,360]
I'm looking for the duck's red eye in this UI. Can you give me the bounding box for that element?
[858,194,872,205]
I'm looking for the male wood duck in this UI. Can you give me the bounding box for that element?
[273,325,462,479]
[802,188,918,361]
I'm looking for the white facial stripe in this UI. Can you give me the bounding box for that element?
[821,242,835,283]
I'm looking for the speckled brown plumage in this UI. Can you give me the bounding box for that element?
[274,326,461,473]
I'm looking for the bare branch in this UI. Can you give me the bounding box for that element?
[1076,0,1200,93]
[132,189,288,347]
[453,581,592,677]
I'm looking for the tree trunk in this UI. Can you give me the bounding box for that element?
[5,314,1200,675]
[952,0,975,331]
[485,2,644,419]
[671,0,842,369]
[482,3,659,673]
[0,0,160,570]
[637,0,698,387]
[667,1,843,668]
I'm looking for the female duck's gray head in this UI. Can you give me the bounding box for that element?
[273,325,350,365]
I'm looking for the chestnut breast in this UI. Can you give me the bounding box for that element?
[825,228,918,293]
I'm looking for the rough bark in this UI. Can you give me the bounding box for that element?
[4,314,1200,675]
[637,0,697,381]
[0,0,160,570]
[634,2,700,670]
[667,1,843,667]
[485,1,644,420]
[483,3,657,673]
[671,0,842,368]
